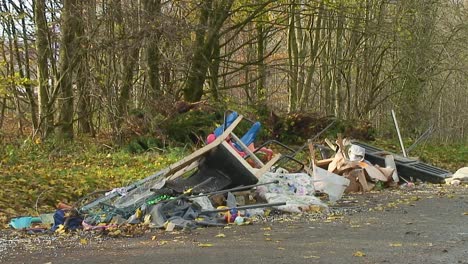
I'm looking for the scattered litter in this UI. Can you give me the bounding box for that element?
[5,110,455,255]
[445,167,468,185]
[353,251,366,257]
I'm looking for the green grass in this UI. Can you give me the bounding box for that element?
[370,138,467,172]
[0,139,188,226]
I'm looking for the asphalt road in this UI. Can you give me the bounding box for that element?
[2,186,467,264]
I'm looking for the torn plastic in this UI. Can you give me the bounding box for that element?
[348,144,365,162]
[313,166,350,202]
[256,171,327,213]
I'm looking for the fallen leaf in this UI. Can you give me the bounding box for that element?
[304,255,320,259]
[215,233,226,238]
[108,229,122,237]
[353,251,366,257]
[262,227,272,231]
[264,233,271,236]
[151,236,157,240]
[390,243,402,247]
[277,247,285,250]
[143,214,151,225]
[265,238,272,241]
[55,225,66,235]
[327,215,343,220]
[198,243,213,247]
[463,212,468,215]
[80,239,88,245]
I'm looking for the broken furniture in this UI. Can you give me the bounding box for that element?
[79,114,282,223]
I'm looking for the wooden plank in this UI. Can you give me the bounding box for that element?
[336,133,348,159]
[307,139,316,172]
[254,154,282,178]
[384,154,399,183]
[359,161,388,182]
[230,132,264,168]
[167,161,199,181]
[355,169,371,192]
[165,115,244,176]
[324,138,337,152]
[221,140,258,174]
[316,158,334,168]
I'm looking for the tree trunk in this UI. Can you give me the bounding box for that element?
[209,37,220,101]
[333,6,344,119]
[56,0,80,140]
[256,22,266,106]
[142,0,162,100]
[287,0,299,112]
[76,4,93,135]
[18,0,38,131]
[183,0,234,102]
[34,0,54,137]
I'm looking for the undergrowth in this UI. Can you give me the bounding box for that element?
[0,132,465,228]
[0,138,188,227]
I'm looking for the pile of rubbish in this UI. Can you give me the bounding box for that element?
[8,111,456,234]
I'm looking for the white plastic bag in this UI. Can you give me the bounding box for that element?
[313,167,350,202]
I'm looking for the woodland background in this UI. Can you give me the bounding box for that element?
[0,0,467,224]
[0,0,467,142]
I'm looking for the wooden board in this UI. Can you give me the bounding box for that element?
[316,158,334,168]
[384,154,399,183]
[359,161,388,182]
[165,115,244,178]
[254,154,281,178]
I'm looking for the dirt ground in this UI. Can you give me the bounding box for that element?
[1,185,467,264]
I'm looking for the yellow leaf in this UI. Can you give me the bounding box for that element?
[390,243,402,247]
[327,215,343,220]
[109,229,122,237]
[198,243,213,247]
[277,247,285,250]
[80,239,88,245]
[143,214,151,225]
[265,238,272,241]
[262,227,272,231]
[304,256,320,259]
[151,236,157,240]
[215,234,226,238]
[264,233,271,236]
[463,212,468,215]
[353,251,366,257]
[55,224,65,234]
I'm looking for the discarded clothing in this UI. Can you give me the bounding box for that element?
[51,209,82,231]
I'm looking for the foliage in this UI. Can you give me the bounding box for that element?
[162,110,222,143]
[371,138,467,172]
[0,139,188,227]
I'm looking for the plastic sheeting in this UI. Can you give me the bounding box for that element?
[256,171,327,213]
[313,166,350,202]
